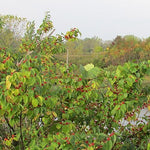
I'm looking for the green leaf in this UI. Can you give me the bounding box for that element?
[62,113,69,119]
[87,67,101,79]
[38,96,43,106]
[23,71,31,78]
[62,124,71,133]
[116,67,121,78]
[0,63,5,71]
[49,142,58,149]
[111,105,120,115]
[28,77,36,86]
[42,117,48,124]
[14,133,20,141]
[111,135,116,145]
[13,89,20,96]
[9,119,15,126]
[126,78,133,87]
[50,96,58,108]
[103,140,113,150]
[87,147,94,150]
[36,75,42,85]
[23,95,28,105]
[28,90,34,97]
[147,142,150,150]
[77,95,83,100]
[120,104,126,114]
[32,98,38,107]
[56,123,61,129]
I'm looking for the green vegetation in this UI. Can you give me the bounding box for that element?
[0,13,150,149]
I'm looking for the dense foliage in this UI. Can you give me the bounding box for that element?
[0,13,150,150]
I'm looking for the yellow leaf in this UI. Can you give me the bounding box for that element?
[46,111,51,115]
[52,111,57,118]
[12,89,19,96]
[22,107,28,114]
[6,95,15,103]
[6,75,11,89]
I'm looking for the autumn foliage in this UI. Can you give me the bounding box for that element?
[0,13,150,150]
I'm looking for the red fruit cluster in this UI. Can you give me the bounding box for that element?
[109,132,115,137]
[2,57,10,64]
[107,137,111,141]
[76,86,84,92]
[15,82,23,89]
[120,101,125,105]
[23,59,27,63]
[89,142,94,147]
[28,67,32,71]
[78,78,82,81]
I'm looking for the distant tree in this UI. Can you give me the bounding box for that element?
[0,17,4,29]
[0,15,28,50]
[123,35,141,43]
[82,36,103,53]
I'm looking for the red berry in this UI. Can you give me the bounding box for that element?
[28,67,32,71]
[109,132,115,137]
[78,78,82,81]
[2,60,6,64]
[107,137,111,141]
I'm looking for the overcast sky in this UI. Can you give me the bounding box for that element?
[1,0,150,40]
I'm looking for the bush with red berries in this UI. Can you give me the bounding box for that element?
[0,13,150,150]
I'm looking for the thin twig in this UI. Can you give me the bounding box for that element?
[48,29,55,37]
[16,50,33,67]
[20,111,24,150]
[4,114,15,133]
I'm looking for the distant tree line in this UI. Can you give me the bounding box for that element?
[1,14,150,68]
[55,34,150,68]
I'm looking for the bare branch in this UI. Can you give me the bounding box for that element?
[48,29,55,37]
[16,50,33,66]
[4,114,15,133]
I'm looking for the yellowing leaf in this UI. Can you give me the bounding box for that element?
[12,89,19,96]
[0,63,5,71]
[6,95,14,103]
[91,80,99,89]
[32,98,38,107]
[22,107,28,114]
[38,96,43,106]
[84,63,94,71]
[6,75,11,89]
[52,111,57,118]
[46,111,51,115]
